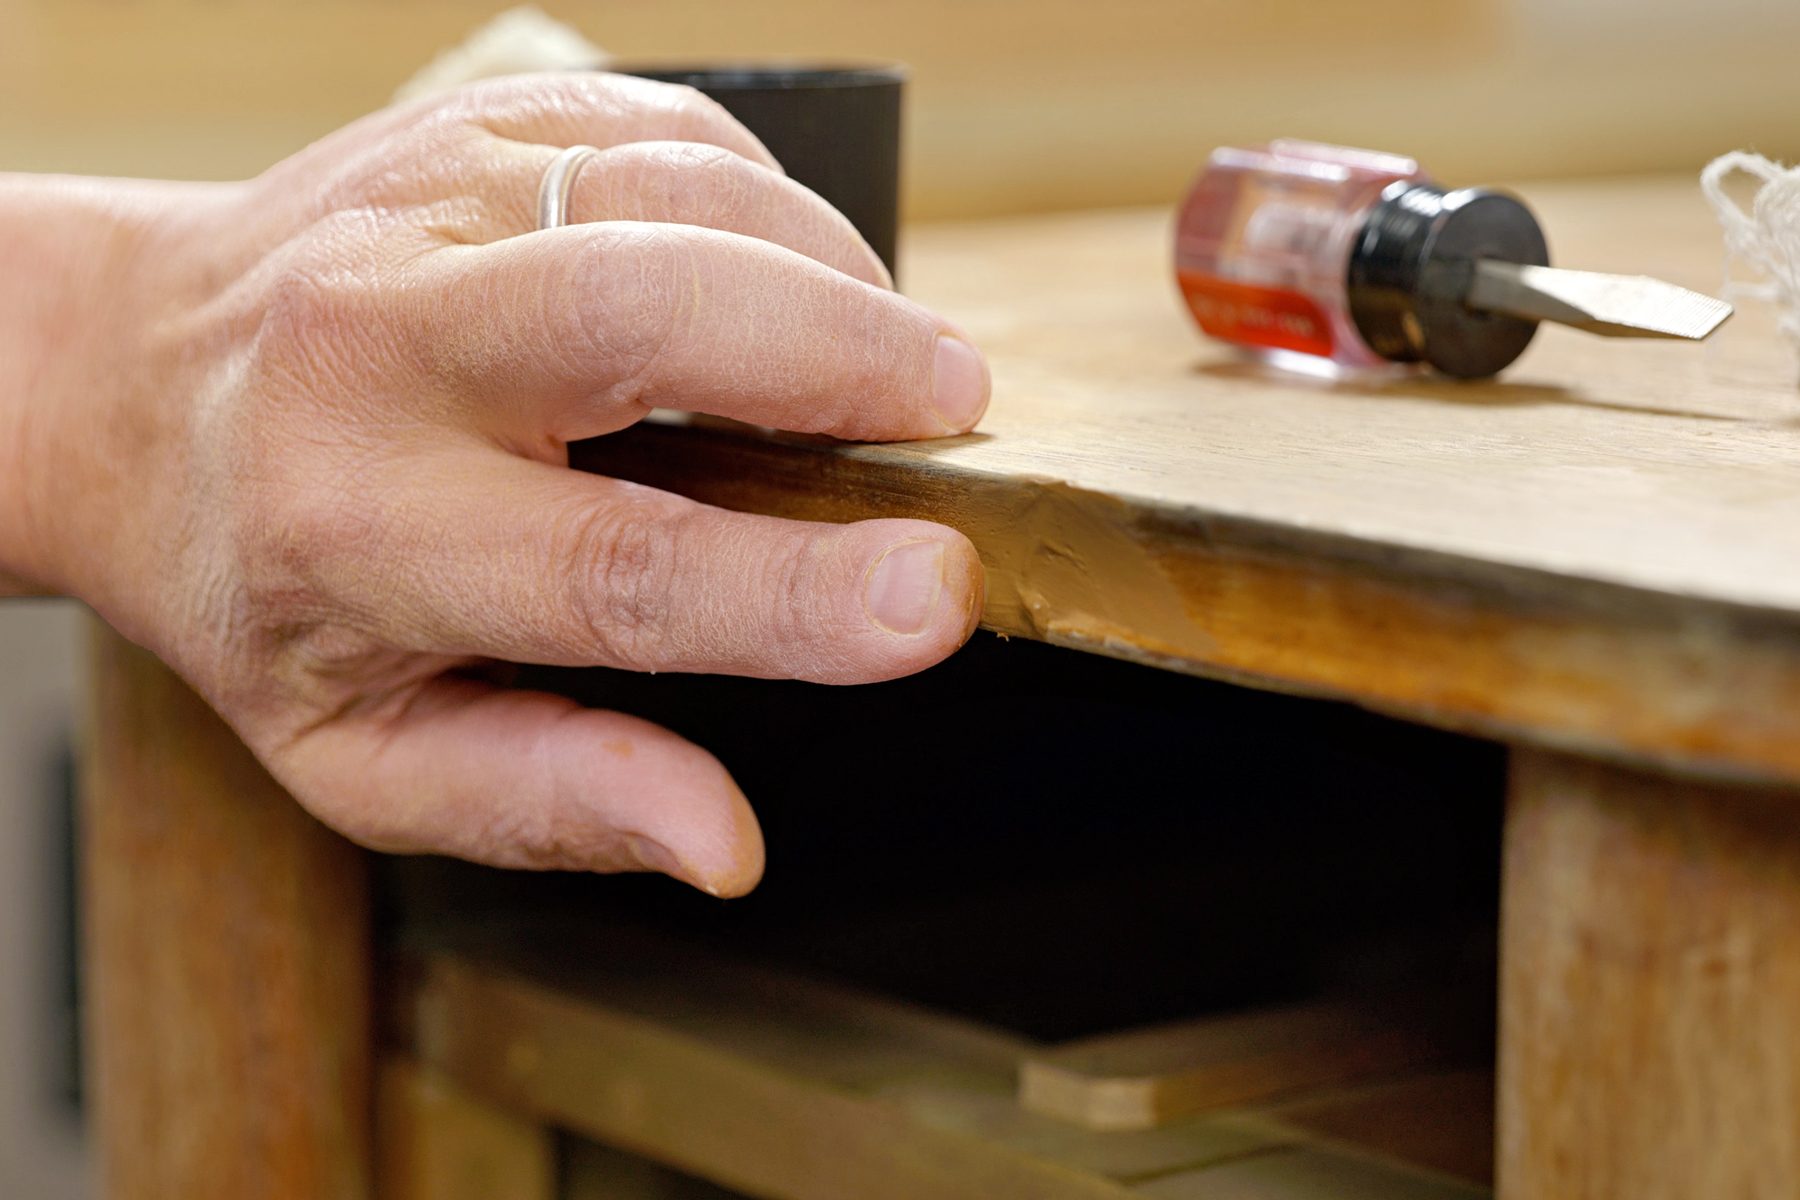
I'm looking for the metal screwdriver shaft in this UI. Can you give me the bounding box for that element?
[1466,260,1734,340]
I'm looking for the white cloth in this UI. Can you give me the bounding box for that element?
[1702,152,1800,371]
[394,7,610,104]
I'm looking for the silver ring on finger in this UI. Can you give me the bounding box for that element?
[537,144,602,231]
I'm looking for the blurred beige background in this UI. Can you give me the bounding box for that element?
[3,0,1799,219]
[2,1,1797,1194]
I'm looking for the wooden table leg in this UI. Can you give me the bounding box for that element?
[1500,748,1800,1200]
[81,621,373,1199]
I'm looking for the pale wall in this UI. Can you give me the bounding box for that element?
[2,0,1798,219]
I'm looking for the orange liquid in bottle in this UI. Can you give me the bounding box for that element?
[1174,141,1425,368]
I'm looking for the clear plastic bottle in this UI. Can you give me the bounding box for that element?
[1174,140,1426,370]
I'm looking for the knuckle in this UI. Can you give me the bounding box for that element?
[406,121,505,191]
[508,794,633,874]
[558,501,682,663]
[767,533,829,645]
[584,75,734,137]
[656,83,770,164]
[435,73,546,129]
[334,120,474,210]
[202,451,389,687]
[248,231,416,414]
[640,141,757,226]
[260,262,343,347]
[660,137,745,176]
[664,81,735,131]
[271,480,381,582]
[222,453,380,625]
[562,226,688,400]
[410,97,478,142]
[256,222,388,349]
[471,760,588,869]
[209,394,392,603]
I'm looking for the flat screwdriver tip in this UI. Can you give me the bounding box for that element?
[1468,260,1733,341]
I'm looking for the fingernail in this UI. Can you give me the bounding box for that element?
[865,540,946,635]
[931,335,990,431]
[624,833,683,878]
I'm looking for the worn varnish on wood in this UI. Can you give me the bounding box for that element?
[81,626,372,1200]
[575,177,1800,784]
[1500,751,1800,1200]
[391,929,1493,1200]
[1020,996,1476,1131]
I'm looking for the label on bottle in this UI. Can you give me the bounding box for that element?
[1176,271,1334,358]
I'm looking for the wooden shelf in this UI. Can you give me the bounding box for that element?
[389,926,1492,1200]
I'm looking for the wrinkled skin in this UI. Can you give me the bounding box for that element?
[0,74,990,896]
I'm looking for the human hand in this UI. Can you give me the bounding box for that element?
[0,73,989,896]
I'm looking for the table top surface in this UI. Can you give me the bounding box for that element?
[912,180,1799,613]
[576,175,1800,783]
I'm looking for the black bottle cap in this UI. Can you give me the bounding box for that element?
[1347,183,1550,378]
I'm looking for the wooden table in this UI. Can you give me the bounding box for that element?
[82,176,1800,1199]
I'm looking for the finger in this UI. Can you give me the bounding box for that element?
[454,72,781,173]
[313,447,984,684]
[474,139,889,287]
[407,223,990,442]
[263,72,778,205]
[279,676,764,895]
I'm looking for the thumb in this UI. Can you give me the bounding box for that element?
[276,676,765,896]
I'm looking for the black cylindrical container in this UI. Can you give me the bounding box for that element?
[619,64,906,277]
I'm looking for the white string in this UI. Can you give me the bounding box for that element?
[1702,151,1800,373]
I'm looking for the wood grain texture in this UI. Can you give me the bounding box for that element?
[393,931,1496,1200]
[1499,750,1800,1200]
[377,1059,554,1200]
[575,176,1800,784]
[390,931,1296,1200]
[81,620,372,1200]
[398,952,1128,1200]
[1019,1000,1467,1131]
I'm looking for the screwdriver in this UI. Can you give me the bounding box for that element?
[1464,260,1732,342]
[1174,140,1733,378]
